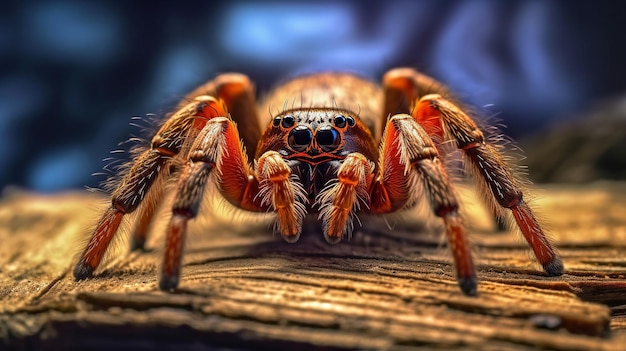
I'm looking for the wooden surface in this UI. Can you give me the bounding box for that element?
[1,182,626,350]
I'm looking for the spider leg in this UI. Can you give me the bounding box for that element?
[130,73,260,251]
[183,73,261,160]
[382,67,450,127]
[382,68,507,231]
[129,177,166,251]
[160,115,270,290]
[413,94,563,276]
[370,115,476,295]
[73,97,228,280]
[317,154,373,243]
[161,135,307,290]
[380,67,562,277]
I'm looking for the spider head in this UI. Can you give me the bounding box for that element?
[265,109,356,164]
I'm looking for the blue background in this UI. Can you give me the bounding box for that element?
[2,0,625,192]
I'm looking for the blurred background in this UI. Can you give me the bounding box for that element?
[1,0,626,193]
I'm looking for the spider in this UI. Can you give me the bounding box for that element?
[73,68,563,295]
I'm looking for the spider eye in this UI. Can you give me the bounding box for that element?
[347,116,355,127]
[333,115,347,128]
[316,126,340,152]
[282,115,295,128]
[288,125,312,152]
[272,116,281,127]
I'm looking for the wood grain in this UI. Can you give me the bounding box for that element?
[1,182,625,350]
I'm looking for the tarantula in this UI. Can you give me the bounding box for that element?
[73,68,563,295]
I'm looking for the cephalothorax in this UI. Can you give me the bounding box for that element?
[74,68,563,295]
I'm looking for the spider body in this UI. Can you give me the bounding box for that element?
[74,69,563,295]
[256,74,380,212]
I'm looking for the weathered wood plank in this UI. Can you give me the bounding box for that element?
[1,182,626,350]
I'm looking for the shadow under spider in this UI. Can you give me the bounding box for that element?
[242,213,443,262]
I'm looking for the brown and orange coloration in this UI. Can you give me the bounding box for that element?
[74,69,563,295]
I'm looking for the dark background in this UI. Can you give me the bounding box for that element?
[1,0,625,192]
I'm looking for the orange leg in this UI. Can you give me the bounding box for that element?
[74,99,223,279]
[383,68,505,232]
[159,119,310,290]
[413,94,563,276]
[161,159,215,290]
[159,116,268,290]
[74,95,229,280]
[75,71,264,280]
[129,74,261,251]
[182,73,261,160]
[370,114,477,295]
[129,179,165,251]
[382,67,450,132]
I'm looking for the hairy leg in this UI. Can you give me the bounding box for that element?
[75,73,261,280]
[413,95,563,276]
[382,67,450,129]
[370,114,477,295]
[380,67,562,276]
[74,97,227,279]
[129,176,165,251]
[129,73,260,251]
[183,73,261,160]
[160,116,270,290]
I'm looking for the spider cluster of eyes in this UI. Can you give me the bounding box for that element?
[272,114,356,128]
[273,113,357,152]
